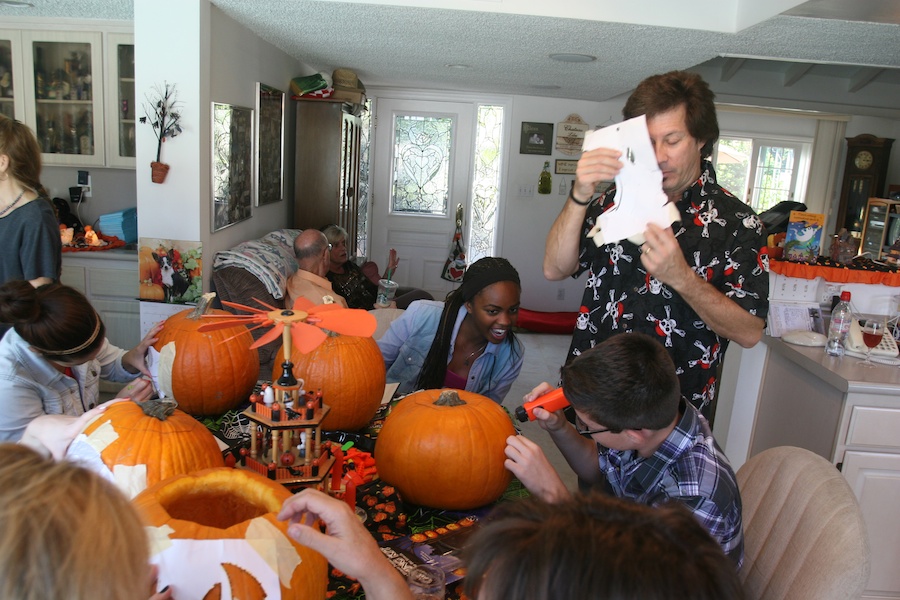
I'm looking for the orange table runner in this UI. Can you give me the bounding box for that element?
[770,260,900,287]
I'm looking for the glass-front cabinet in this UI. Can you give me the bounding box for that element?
[105,33,135,167]
[21,31,104,166]
[0,31,24,120]
[860,197,900,260]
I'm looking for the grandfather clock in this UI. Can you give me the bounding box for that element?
[835,134,894,235]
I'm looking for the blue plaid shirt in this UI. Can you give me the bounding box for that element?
[598,401,744,566]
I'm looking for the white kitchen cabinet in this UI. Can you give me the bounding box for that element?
[743,340,900,599]
[20,30,105,166]
[60,251,139,352]
[104,32,134,168]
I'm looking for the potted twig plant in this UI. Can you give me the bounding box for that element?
[140,82,183,183]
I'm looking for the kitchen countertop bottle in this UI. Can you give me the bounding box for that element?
[825,290,853,356]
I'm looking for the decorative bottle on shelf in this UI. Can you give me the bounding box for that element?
[538,161,552,194]
[825,291,853,357]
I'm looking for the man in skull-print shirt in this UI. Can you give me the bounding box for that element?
[544,71,769,420]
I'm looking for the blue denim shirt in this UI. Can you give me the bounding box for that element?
[0,330,137,442]
[377,300,524,403]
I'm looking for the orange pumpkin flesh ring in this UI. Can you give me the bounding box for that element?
[79,398,224,498]
[153,296,260,416]
[375,388,516,510]
[134,467,328,599]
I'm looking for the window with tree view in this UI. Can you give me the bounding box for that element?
[714,136,810,213]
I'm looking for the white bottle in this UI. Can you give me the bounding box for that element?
[825,291,853,357]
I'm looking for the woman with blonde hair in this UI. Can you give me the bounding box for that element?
[0,444,167,600]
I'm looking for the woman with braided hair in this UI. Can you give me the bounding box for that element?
[377,257,524,403]
[0,280,160,443]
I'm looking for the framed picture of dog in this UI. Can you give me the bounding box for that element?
[254,83,285,206]
[212,102,254,232]
[138,239,203,304]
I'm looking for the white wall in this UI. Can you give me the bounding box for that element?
[135,0,306,286]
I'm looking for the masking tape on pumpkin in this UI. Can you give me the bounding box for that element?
[146,524,176,555]
[246,517,302,588]
[82,419,119,453]
[158,341,177,399]
[147,537,280,598]
[112,463,148,499]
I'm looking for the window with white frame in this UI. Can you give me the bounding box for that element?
[713,136,811,212]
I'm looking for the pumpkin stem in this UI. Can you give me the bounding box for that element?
[434,389,467,407]
[188,292,217,319]
[136,397,178,420]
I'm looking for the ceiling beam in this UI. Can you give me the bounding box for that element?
[848,67,884,93]
[783,63,814,87]
[721,58,746,82]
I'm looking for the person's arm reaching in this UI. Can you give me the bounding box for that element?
[640,223,765,347]
[279,489,414,600]
[544,148,622,281]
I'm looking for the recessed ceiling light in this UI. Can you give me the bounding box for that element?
[446,64,471,70]
[0,1,35,7]
[549,53,596,63]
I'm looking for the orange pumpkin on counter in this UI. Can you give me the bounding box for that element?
[133,467,328,599]
[375,388,516,510]
[273,332,385,431]
[153,294,259,416]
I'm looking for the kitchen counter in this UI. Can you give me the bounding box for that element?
[722,335,900,599]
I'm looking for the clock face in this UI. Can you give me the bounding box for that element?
[854,150,874,170]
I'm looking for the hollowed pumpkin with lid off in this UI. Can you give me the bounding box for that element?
[153,294,259,416]
[133,467,328,599]
[272,332,385,431]
[77,398,224,499]
[375,388,516,510]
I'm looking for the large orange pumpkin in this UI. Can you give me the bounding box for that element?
[133,467,328,599]
[272,333,385,431]
[154,295,259,416]
[375,388,516,510]
[79,398,225,498]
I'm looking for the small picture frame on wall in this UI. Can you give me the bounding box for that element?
[520,122,553,155]
[555,159,578,174]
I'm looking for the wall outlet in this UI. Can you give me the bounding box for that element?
[820,283,841,305]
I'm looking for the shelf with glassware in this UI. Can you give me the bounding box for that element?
[18,30,105,166]
[105,33,134,168]
[860,198,900,261]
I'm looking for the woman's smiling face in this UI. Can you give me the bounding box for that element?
[465,281,521,344]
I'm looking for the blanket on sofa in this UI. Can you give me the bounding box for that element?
[212,229,300,299]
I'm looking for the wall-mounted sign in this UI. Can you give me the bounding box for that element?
[520,122,553,155]
[556,114,590,156]
[555,159,578,174]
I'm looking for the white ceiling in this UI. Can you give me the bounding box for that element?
[2,0,899,116]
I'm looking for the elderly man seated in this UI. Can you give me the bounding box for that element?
[284,229,348,309]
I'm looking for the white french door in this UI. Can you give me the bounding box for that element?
[369,98,478,300]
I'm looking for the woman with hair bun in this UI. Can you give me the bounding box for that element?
[377,256,524,403]
[0,280,159,443]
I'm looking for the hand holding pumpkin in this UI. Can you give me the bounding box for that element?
[122,322,164,376]
[279,489,413,600]
[19,399,124,459]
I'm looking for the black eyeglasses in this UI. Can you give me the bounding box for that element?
[575,415,616,436]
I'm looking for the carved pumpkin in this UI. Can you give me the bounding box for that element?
[79,398,224,498]
[375,389,516,509]
[139,281,165,301]
[272,333,385,431]
[134,467,328,599]
[154,294,260,416]
[138,245,161,283]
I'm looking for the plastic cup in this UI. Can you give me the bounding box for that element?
[376,278,399,307]
[406,564,445,600]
